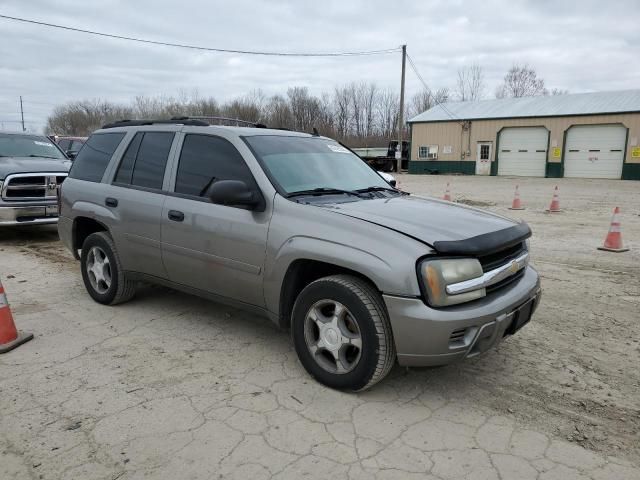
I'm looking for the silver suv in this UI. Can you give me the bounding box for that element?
[58,119,541,391]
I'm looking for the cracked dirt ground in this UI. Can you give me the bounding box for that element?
[1,176,639,479]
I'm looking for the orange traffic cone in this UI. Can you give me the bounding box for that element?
[509,185,525,210]
[443,183,452,201]
[598,207,629,252]
[546,185,561,212]
[0,280,34,354]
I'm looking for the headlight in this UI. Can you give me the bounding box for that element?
[419,258,485,307]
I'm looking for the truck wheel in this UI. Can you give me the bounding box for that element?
[291,275,396,391]
[80,232,136,305]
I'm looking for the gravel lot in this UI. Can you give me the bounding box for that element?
[1,175,638,480]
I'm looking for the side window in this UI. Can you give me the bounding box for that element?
[69,133,126,183]
[114,133,143,185]
[114,132,174,190]
[175,135,255,198]
[70,140,85,152]
[58,139,71,150]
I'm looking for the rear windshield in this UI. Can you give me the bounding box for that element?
[0,133,66,159]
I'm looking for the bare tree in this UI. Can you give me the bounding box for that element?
[408,90,431,120]
[432,87,450,105]
[350,83,365,138]
[408,87,449,119]
[287,87,325,132]
[46,99,133,135]
[376,88,399,138]
[455,64,485,101]
[47,83,455,144]
[264,94,292,128]
[548,88,569,96]
[362,83,378,138]
[495,64,546,98]
[333,85,352,138]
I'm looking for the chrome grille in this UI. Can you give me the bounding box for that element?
[1,173,67,201]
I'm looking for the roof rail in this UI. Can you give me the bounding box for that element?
[101,118,209,129]
[185,115,267,128]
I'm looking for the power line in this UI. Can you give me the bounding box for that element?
[406,52,464,125]
[406,54,430,92]
[0,14,401,57]
[0,119,39,123]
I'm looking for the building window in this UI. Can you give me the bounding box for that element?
[418,145,438,160]
[479,144,490,160]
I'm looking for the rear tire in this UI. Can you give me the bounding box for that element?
[291,274,396,391]
[80,232,136,305]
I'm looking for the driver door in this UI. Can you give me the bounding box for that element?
[161,133,269,307]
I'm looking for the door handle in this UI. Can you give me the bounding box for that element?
[168,210,184,222]
[105,197,118,207]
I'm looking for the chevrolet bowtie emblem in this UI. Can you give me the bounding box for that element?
[509,260,519,274]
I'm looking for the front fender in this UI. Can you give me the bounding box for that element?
[263,235,410,317]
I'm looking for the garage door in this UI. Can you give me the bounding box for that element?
[498,127,548,177]
[564,125,626,179]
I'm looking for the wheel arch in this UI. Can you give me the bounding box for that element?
[277,258,382,330]
[72,216,110,259]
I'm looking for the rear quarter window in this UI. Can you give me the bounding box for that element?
[69,133,125,183]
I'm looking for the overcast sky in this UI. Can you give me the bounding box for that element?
[1,0,639,133]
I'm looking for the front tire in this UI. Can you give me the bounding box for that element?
[291,275,396,391]
[80,232,136,305]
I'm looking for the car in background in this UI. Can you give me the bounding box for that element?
[0,131,71,225]
[54,136,87,159]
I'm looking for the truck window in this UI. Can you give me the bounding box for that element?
[69,133,125,183]
[174,134,255,198]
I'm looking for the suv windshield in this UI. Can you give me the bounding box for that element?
[0,133,66,159]
[244,135,391,195]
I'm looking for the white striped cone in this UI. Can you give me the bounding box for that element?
[509,185,524,210]
[598,207,629,252]
[443,183,452,201]
[546,185,561,212]
[0,280,34,354]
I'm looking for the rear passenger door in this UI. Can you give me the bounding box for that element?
[106,131,177,279]
[161,133,269,307]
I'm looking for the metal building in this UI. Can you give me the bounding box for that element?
[407,90,640,180]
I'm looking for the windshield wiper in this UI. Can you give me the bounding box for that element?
[27,154,61,159]
[355,186,399,194]
[285,187,364,199]
[356,186,409,196]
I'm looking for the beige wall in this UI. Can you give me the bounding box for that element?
[410,113,640,164]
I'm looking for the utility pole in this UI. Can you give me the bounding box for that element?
[19,96,25,131]
[396,45,406,172]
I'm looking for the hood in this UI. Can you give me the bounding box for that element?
[0,156,71,180]
[323,194,523,251]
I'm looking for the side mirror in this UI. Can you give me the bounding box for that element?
[65,150,77,160]
[205,180,261,209]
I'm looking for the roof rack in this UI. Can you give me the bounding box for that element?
[101,116,269,130]
[101,118,209,129]
[186,116,267,128]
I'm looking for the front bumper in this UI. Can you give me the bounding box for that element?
[384,266,541,367]
[0,203,60,226]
